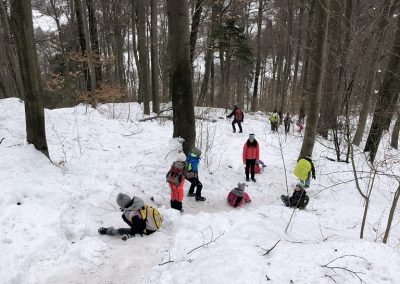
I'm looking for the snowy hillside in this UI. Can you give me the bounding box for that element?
[1,98,399,284]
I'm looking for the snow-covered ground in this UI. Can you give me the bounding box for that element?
[1,98,399,284]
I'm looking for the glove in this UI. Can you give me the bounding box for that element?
[121,234,134,241]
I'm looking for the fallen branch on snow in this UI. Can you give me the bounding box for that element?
[260,240,281,255]
[139,115,217,123]
[159,253,174,266]
[0,138,4,144]
[187,227,225,255]
[321,255,368,284]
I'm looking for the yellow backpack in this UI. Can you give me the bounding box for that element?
[139,205,163,233]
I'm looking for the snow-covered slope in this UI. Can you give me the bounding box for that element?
[0,98,399,284]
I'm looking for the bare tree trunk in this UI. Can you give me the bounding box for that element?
[87,0,102,86]
[298,0,329,158]
[10,0,49,158]
[130,0,141,101]
[167,0,196,153]
[0,0,23,98]
[364,7,400,162]
[290,0,304,113]
[137,0,150,114]
[383,184,400,244]
[74,0,90,91]
[150,0,160,113]
[353,0,391,146]
[299,0,315,117]
[189,0,204,65]
[251,0,263,112]
[112,1,125,87]
[81,0,96,107]
[391,109,400,149]
[49,0,67,73]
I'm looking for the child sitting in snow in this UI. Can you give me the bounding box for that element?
[166,152,187,212]
[227,183,251,207]
[98,194,162,240]
[281,183,309,209]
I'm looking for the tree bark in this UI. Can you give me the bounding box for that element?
[137,0,150,114]
[383,184,400,244]
[298,0,329,158]
[251,0,263,112]
[391,109,400,149]
[189,0,204,65]
[10,0,49,158]
[364,7,400,162]
[112,1,125,87]
[166,0,196,153]
[74,0,90,91]
[0,0,23,98]
[87,0,102,86]
[150,0,160,113]
[352,0,391,146]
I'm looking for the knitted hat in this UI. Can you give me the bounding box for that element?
[176,152,186,162]
[249,134,255,140]
[130,196,144,211]
[191,147,202,157]
[237,183,246,191]
[116,193,131,208]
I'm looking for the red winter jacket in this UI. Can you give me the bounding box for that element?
[242,140,259,163]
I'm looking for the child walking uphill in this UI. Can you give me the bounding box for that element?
[227,104,244,133]
[293,156,316,188]
[243,134,260,182]
[98,194,162,241]
[166,152,187,212]
[186,147,206,201]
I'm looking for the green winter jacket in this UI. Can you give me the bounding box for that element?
[269,113,280,123]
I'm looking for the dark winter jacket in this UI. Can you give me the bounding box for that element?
[227,107,244,122]
[289,189,308,208]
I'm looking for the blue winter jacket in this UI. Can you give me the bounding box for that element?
[186,154,200,172]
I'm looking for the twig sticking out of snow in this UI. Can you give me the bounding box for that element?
[259,239,281,256]
[159,254,174,266]
[0,138,4,144]
[321,255,368,284]
[187,227,225,255]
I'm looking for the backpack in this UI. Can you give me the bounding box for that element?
[139,205,163,232]
[166,161,186,186]
[234,108,243,121]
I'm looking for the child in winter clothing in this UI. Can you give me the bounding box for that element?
[293,156,316,188]
[227,104,244,133]
[281,183,309,209]
[243,134,260,182]
[98,194,162,240]
[284,112,293,134]
[166,152,187,212]
[269,108,280,132]
[227,183,251,207]
[186,147,206,201]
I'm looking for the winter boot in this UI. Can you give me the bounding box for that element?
[195,196,206,201]
[251,178,256,182]
[246,178,250,182]
[281,195,289,207]
[98,227,107,235]
[187,192,195,197]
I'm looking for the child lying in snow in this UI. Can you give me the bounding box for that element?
[98,194,162,240]
[227,183,251,207]
[281,183,309,209]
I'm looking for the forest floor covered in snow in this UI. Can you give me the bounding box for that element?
[1,98,400,284]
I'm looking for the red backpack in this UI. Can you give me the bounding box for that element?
[234,108,243,121]
[166,161,186,186]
